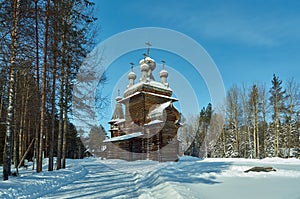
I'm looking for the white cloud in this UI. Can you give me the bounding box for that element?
[131,1,300,47]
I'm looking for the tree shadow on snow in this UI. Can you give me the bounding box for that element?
[39,159,231,199]
[144,160,231,186]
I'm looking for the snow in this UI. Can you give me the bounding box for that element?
[103,132,143,142]
[115,118,126,124]
[1,157,300,199]
[143,91,176,101]
[149,101,171,116]
[144,119,163,126]
[147,81,170,91]
[119,91,141,102]
[123,80,173,98]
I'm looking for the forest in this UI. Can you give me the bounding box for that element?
[184,75,300,159]
[0,0,99,180]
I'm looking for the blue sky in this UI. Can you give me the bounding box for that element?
[91,0,300,131]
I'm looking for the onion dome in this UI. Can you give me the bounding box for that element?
[115,95,122,101]
[145,57,156,71]
[139,58,145,65]
[140,63,149,72]
[128,71,136,80]
[160,69,168,78]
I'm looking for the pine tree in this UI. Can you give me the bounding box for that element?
[269,74,286,157]
[37,0,51,173]
[200,103,213,157]
[224,86,240,157]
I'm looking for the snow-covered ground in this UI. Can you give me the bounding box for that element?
[1,157,300,199]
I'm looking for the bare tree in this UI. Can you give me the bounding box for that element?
[249,84,260,158]
[258,84,268,158]
[285,78,300,158]
[240,83,251,158]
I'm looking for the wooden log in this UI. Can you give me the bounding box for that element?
[244,166,276,173]
[17,139,35,169]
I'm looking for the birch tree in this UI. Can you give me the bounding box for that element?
[258,84,268,158]
[249,84,260,158]
[3,0,20,181]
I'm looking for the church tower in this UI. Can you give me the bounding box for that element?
[108,91,125,138]
[105,45,181,162]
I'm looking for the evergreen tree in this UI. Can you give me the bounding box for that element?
[224,86,240,158]
[87,125,107,157]
[185,103,213,157]
[269,74,286,157]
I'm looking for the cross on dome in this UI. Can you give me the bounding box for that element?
[130,62,134,71]
[145,41,152,56]
[161,60,165,70]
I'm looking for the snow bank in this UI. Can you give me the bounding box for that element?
[0,159,89,199]
[1,157,300,199]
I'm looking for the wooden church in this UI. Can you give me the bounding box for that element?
[104,51,181,162]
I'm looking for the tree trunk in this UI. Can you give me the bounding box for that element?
[3,0,20,181]
[56,40,65,170]
[255,105,259,158]
[33,0,40,171]
[37,0,50,173]
[57,79,64,170]
[260,85,267,159]
[3,65,15,180]
[18,81,29,167]
[62,67,69,169]
[62,9,71,169]
[13,88,19,170]
[48,0,59,172]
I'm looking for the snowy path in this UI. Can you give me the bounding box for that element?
[40,159,140,198]
[38,157,230,199]
[1,157,300,199]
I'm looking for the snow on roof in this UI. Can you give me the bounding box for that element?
[124,81,144,95]
[119,92,141,102]
[144,119,164,126]
[109,118,126,124]
[143,91,177,101]
[147,80,171,91]
[109,119,118,123]
[124,80,172,96]
[115,118,126,124]
[139,56,155,65]
[149,101,171,116]
[103,132,143,142]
